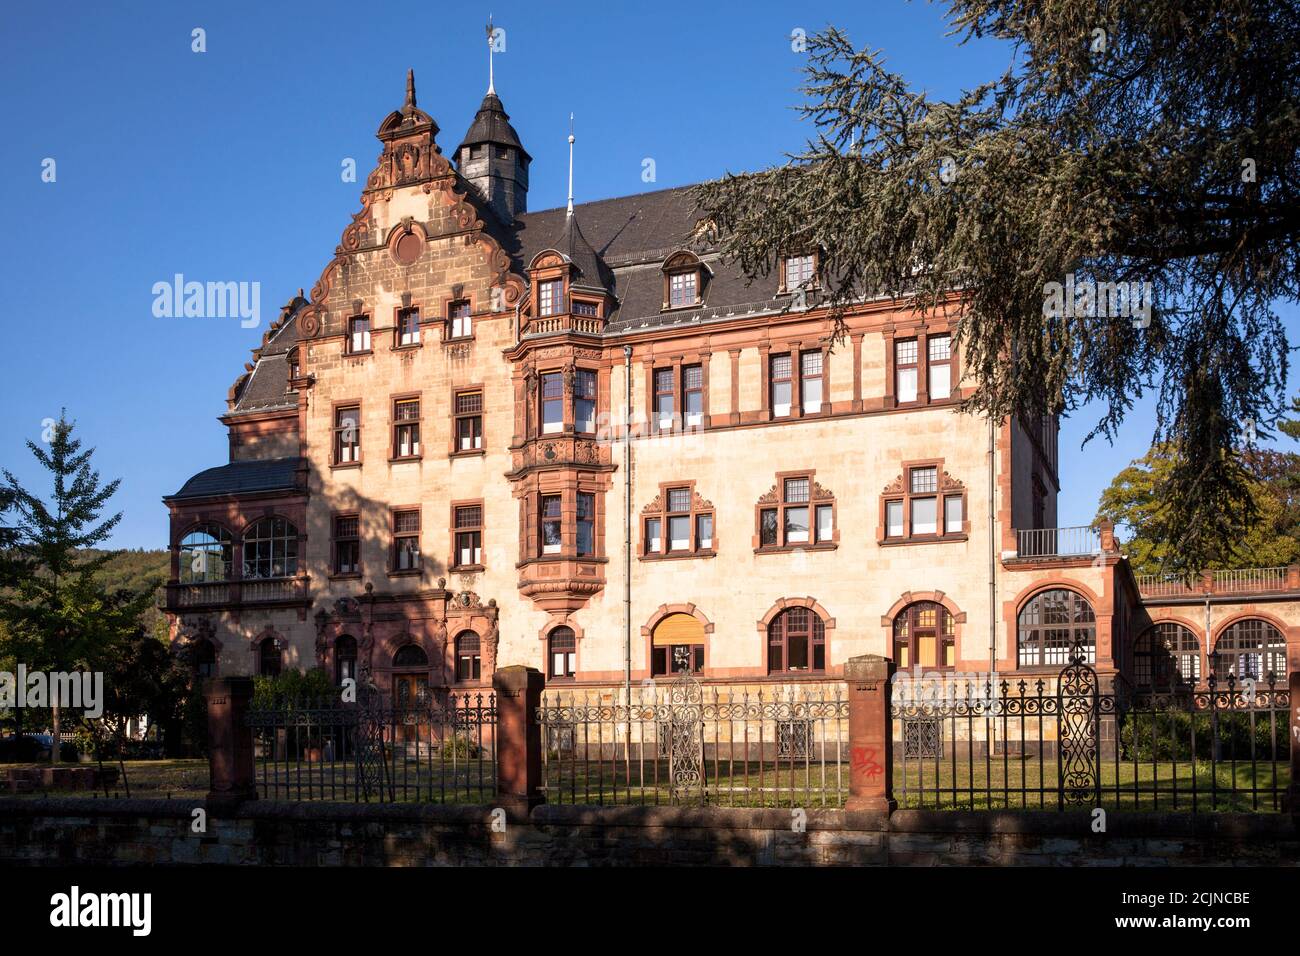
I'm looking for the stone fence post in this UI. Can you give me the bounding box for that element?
[844,654,896,814]
[204,677,257,810]
[493,665,544,817]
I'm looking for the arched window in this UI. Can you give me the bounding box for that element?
[335,635,357,685]
[1017,589,1095,667]
[258,637,282,677]
[651,612,706,676]
[179,524,233,583]
[893,602,955,670]
[1214,620,1288,682]
[242,517,298,579]
[1134,623,1200,690]
[767,606,826,674]
[548,626,576,680]
[194,639,217,679]
[392,644,428,668]
[455,631,482,682]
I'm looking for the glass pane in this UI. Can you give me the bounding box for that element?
[575,398,596,433]
[930,363,951,399]
[684,389,703,425]
[784,478,810,502]
[785,506,809,543]
[886,500,904,537]
[816,505,833,542]
[928,335,951,360]
[910,467,938,493]
[668,515,690,550]
[760,509,778,546]
[771,380,791,415]
[911,497,937,535]
[787,635,809,670]
[696,513,713,550]
[944,495,963,533]
[897,367,918,403]
[895,339,918,364]
[646,518,661,552]
[802,377,822,413]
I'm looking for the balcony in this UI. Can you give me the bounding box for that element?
[166,576,311,612]
[1136,566,1300,599]
[1014,526,1102,559]
[525,313,603,336]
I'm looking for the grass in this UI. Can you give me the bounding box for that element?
[0,759,210,800]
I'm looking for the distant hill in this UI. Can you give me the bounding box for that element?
[82,547,170,640]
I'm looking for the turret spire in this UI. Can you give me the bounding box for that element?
[566,114,575,216]
[405,68,416,110]
[486,17,496,95]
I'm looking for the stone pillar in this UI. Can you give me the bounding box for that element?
[844,654,895,815]
[204,677,257,810]
[493,665,544,817]
[1289,668,1300,816]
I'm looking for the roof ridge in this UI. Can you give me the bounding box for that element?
[521,182,699,217]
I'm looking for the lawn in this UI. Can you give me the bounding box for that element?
[0,759,210,800]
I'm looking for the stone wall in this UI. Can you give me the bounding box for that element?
[1,799,1294,867]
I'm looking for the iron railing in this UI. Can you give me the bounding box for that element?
[1014,526,1100,558]
[536,676,849,807]
[892,662,1290,812]
[1136,566,1293,598]
[245,691,496,803]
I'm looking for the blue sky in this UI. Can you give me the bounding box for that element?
[0,1,1295,549]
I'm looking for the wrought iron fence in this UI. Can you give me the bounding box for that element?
[892,660,1291,812]
[536,675,849,807]
[245,691,496,803]
[1015,526,1101,558]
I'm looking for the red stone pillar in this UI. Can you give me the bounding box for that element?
[493,665,544,816]
[204,677,257,810]
[844,654,896,814]
[1289,668,1300,816]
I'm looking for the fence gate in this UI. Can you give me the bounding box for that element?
[1056,656,1101,805]
[667,674,704,801]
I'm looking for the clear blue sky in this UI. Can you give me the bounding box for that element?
[0,1,1295,549]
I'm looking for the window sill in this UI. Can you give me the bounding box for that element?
[387,568,424,578]
[753,543,838,555]
[331,461,362,471]
[388,455,423,464]
[450,564,485,574]
[450,449,486,459]
[640,550,717,562]
[879,534,969,547]
[391,343,422,351]
[345,350,374,358]
[443,335,475,344]
[329,572,363,581]
[767,669,827,677]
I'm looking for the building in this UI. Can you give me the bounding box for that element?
[163,67,1300,703]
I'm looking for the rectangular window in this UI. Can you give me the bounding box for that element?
[538,280,563,317]
[816,504,833,543]
[456,635,481,682]
[397,308,420,347]
[886,500,904,538]
[572,299,599,317]
[696,513,713,550]
[801,351,823,414]
[895,339,918,403]
[669,271,697,307]
[770,354,793,417]
[541,495,562,555]
[333,515,359,575]
[645,517,662,554]
[911,496,938,536]
[784,254,815,289]
[683,364,703,427]
[448,299,472,339]
[944,495,964,534]
[393,398,420,458]
[910,467,938,494]
[393,510,420,571]
[454,504,483,568]
[575,369,597,434]
[541,372,564,434]
[334,406,361,464]
[654,368,676,430]
[549,631,576,679]
[577,493,595,557]
[929,334,952,399]
[760,508,778,547]
[455,390,483,452]
[348,315,371,353]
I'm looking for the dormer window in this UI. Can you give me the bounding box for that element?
[572,299,600,318]
[538,280,563,317]
[288,348,300,380]
[783,253,816,291]
[662,251,704,310]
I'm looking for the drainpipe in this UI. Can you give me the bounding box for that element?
[623,345,634,709]
[988,416,998,679]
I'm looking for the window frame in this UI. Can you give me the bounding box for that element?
[888,330,959,408]
[390,507,422,575]
[1016,589,1096,669]
[333,403,362,467]
[346,313,372,355]
[892,602,957,671]
[537,279,564,317]
[242,517,299,580]
[178,523,234,584]
[391,395,421,461]
[454,630,482,683]
[640,481,716,559]
[766,606,827,675]
[1213,619,1288,682]
[779,253,818,293]
[547,626,577,680]
[879,459,968,545]
[394,306,421,349]
[446,298,473,340]
[452,388,485,456]
[1134,622,1201,690]
[331,512,361,577]
[539,370,565,435]
[755,470,838,553]
[451,500,485,571]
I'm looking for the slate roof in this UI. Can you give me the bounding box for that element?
[166,457,304,501]
[457,92,530,160]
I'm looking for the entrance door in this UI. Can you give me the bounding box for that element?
[392,673,429,745]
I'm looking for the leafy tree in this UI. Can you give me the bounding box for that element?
[0,413,151,761]
[1098,444,1300,575]
[692,5,1299,570]
[1280,391,1300,442]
